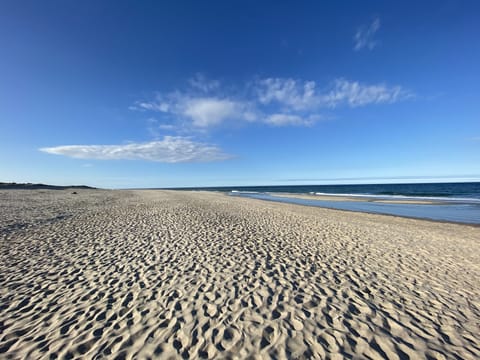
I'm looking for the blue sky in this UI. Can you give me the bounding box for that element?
[1,1,479,188]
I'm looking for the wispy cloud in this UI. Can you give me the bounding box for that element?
[354,18,380,51]
[183,98,249,127]
[254,77,411,109]
[40,137,231,163]
[265,113,319,126]
[130,101,170,112]
[188,73,220,93]
[138,95,256,128]
[255,78,317,110]
[132,75,256,129]
[133,75,412,131]
[42,75,413,164]
[323,78,412,107]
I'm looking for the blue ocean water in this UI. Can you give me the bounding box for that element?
[170,182,480,224]
[182,182,480,201]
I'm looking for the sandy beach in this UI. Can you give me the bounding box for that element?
[270,193,446,205]
[1,189,479,359]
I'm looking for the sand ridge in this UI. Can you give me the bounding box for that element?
[1,189,479,359]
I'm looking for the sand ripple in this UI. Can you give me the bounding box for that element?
[1,190,479,359]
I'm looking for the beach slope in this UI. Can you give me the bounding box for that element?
[1,190,479,359]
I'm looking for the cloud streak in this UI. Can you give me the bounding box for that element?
[42,75,413,165]
[354,18,380,51]
[256,78,317,110]
[189,73,220,93]
[40,137,232,163]
[323,79,411,107]
[133,94,255,129]
[133,75,412,131]
[255,77,411,109]
[182,98,248,127]
[265,113,319,126]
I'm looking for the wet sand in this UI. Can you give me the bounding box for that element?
[271,192,444,204]
[1,190,479,359]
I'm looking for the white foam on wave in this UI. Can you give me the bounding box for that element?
[230,190,262,195]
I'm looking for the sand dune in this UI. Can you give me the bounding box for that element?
[1,190,479,359]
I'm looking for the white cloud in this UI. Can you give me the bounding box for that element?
[183,98,240,127]
[265,113,319,126]
[254,77,411,109]
[255,78,317,110]
[158,124,176,130]
[354,18,380,51]
[189,73,220,92]
[40,137,231,163]
[322,78,412,107]
[131,101,170,112]
[132,75,412,130]
[137,93,255,128]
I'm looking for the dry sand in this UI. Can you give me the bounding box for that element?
[1,189,479,359]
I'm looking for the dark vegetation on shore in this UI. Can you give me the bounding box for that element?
[0,182,95,190]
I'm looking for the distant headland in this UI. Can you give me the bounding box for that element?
[0,182,96,190]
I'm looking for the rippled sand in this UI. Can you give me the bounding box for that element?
[1,190,479,359]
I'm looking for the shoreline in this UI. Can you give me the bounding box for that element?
[268,191,449,204]
[225,193,480,228]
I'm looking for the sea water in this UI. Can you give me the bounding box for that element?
[171,182,480,224]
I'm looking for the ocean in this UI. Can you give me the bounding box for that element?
[169,182,480,224]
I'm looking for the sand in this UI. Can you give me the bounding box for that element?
[1,189,479,359]
[271,193,444,204]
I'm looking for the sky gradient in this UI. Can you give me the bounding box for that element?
[1,1,479,188]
